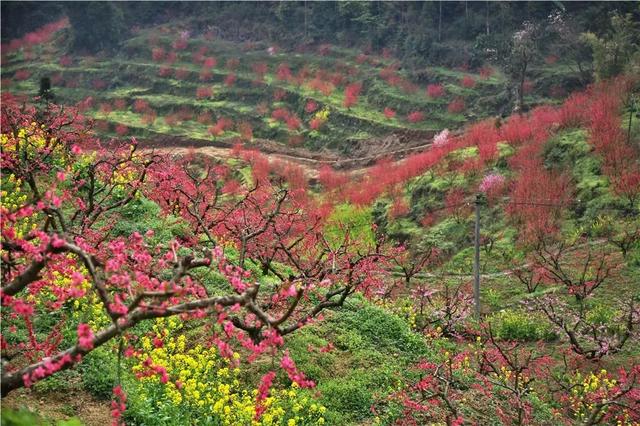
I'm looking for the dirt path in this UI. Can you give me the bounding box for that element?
[3,387,111,426]
[140,134,439,180]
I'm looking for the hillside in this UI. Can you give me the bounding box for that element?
[1,4,640,426]
[1,16,584,163]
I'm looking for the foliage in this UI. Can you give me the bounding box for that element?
[582,12,640,81]
[65,2,127,53]
[2,6,640,425]
[488,309,554,342]
[0,99,386,417]
[80,346,118,400]
[124,317,326,425]
[1,408,83,426]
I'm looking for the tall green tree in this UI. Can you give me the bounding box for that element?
[65,2,127,53]
[582,12,640,81]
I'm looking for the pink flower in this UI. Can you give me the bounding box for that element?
[433,129,450,147]
[51,234,66,248]
[77,323,94,350]
[223,321,235,336]
[13,299,34,316]
[280,351,315,388]
[23,373,33,388]
[281,353,295,370]
[479,173,505,193]
[109,294,128,315]
[257,371,276,400]
[284,284,297,297]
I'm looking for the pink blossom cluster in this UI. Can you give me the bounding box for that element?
[280,350,315,388]
[479,173,505,193]
[432,129,450,147]
[255,371,277,419]
[111,385,127,426]
[77,323,95,350]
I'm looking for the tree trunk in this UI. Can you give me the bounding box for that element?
[517,55,528,113]
[438,1,442,41]
[485,1,490,35]
[627,104,634,145]
[304,0,308,41]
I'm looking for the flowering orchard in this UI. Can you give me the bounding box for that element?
[0,99,389,423]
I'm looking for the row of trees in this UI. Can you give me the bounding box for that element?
[4,2,637,69]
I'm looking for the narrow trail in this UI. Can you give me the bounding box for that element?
[140,135,439,180]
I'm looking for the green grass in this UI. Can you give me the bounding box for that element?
[285,296,432,424]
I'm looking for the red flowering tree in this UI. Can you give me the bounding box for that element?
[383,107,396,119]
[196,86,213,99]
[447,98,465,114]
[522,232,639,360]
[276,63,292,82]
[426,84,445,98]
[461,75,476,89]
[383,332,555,426]
[224,73,237,87]
[13,69,31,81]
[343,82,363,109]
[252,62,268,82]
[407,111,424,123]
[151,47,165,62]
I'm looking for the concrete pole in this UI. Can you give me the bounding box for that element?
[473,193,481,319]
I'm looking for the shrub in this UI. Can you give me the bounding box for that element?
[80,347,118,400]
[383,107,396,119]
[407,111,424,123]
[489,309,554,341]
[341,303,428,357]
[320,377,374,422]
[447,97,465,113]
[426,84,445,98]
[461,75,476,89]
[33,369,76,394]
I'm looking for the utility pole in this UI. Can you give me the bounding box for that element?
[473,193,482,319]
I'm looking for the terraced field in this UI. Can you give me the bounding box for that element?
[2,22,570,159]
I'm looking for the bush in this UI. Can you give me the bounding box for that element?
[320,376,376,422]
[489,309,555,341]
[285,330,338,382]
[1,407,82,426]
[341,304,429,358]
[80,346,118,400]
[33,369,76,394]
